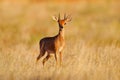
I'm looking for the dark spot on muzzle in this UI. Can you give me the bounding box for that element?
[60,26,63,29]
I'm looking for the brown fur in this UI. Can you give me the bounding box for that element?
[36,14,71,66]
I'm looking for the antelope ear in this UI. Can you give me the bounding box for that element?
[52,16,58,21]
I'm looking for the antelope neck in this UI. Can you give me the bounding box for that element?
[58,24,64,38]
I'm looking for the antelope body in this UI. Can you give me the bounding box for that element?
[36,14,71,66]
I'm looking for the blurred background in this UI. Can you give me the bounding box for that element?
[0,0,120,48]
[0,0,120,80]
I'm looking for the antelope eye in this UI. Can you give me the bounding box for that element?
[64,23,66,25]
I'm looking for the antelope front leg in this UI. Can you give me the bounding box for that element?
[60,51,62,66]
[54,53,58,65]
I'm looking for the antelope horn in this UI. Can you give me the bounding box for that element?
[58,13,60,20]
[64,13,67,20]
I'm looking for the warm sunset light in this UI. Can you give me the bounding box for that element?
[0,0,120,80]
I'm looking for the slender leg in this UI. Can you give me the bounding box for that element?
[54,53,58,65]
[60,51,62,66]
[43,54,50,66]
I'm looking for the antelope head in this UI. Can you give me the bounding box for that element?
[52,13,72,28]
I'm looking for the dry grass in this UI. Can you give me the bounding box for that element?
[0,0,120,80]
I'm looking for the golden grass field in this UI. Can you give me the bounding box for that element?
[0,0,120,80]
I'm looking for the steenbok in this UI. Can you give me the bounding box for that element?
[36,13,72,66]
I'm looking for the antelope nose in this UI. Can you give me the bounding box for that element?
[61,26,63,29]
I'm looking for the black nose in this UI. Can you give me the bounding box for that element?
[61,26,63,29]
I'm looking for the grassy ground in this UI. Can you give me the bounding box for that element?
[0,0,120,80]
